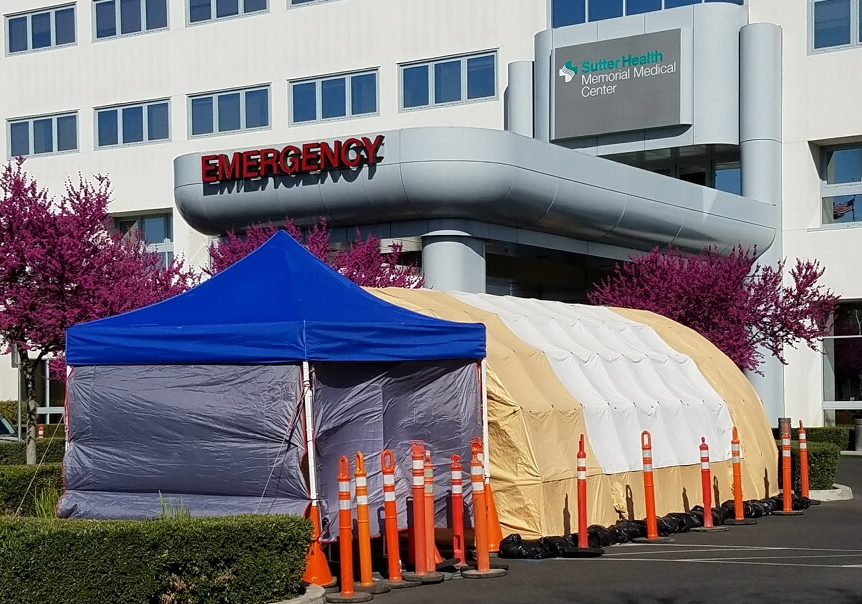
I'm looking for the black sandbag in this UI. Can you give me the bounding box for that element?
[798,495,811,510]
[749,500,771,517]
[499,534,555,559]
[655,516,677,537]
[570,532,603,550]
[588,524,617,547]
[762,498,779,513]
[715,504,731,523]
[678,512,702,530]
[612,520,647,543]
[743,500,763,518]
[539,535,574,557]
[662,513,689,534]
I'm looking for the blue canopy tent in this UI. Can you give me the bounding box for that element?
[59,232,486,539]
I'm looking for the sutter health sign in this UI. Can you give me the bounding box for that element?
[553,29,682,140]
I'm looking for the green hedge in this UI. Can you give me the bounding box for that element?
[0,463,63,516]
[0,437,65,466]
[0,515,312,604]
[772,425,853,451]
[775,441,841,492]
[0,399,16,420]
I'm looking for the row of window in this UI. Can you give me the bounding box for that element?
[6,0,341,53]
[7,52,497,156]
[551,0,743,28]
[812,0,862,50]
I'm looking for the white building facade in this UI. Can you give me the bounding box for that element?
[1,0,860,427]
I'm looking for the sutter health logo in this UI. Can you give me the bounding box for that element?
[558,49,676,97]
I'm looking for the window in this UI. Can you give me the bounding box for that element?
[96,100,169,147]
[823,302,862,407]
[8,113,78,157]
[290,71,377,124]
[94,0,168,39]
[713,161,741,195]
[551,0,743,27]
[117,213,174,266]
[6,5,76,54]
[290,0,339,5]
[820,144,862,226]
[189,86,269,136]
[188,0,267,23]
[401,53,496,110]
[810,0,860,50]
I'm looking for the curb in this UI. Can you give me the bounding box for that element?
[839,450,862,457]
[270,584,326,604]
[808,483,853,502]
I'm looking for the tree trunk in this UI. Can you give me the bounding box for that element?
[20,355,39,466]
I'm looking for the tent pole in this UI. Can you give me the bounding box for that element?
[481,359,489,482]
[302,361,318,503]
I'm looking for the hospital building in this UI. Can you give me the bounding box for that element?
[1,0,861,428]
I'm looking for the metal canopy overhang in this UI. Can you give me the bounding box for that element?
[173,126,776,255]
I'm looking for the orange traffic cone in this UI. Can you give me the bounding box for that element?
[485,482,503,554]
[302,502,336,589]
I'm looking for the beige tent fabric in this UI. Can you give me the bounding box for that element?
[369,289,778,539]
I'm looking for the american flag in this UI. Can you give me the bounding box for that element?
[833,198,855,219]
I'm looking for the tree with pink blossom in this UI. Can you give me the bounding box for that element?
[588,245,839,373]
[207,218,423,288]
[0,160,198,465]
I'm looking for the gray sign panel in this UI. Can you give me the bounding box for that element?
[553,29,683,140]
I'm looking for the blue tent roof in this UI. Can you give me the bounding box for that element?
[66,231,486,365]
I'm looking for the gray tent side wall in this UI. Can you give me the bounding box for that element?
[58,364,309,520]
[313,360,479,542]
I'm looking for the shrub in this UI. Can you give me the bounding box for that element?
[772,426,852,451]
[0,463,63,516]
[775,441,841,491]
[0,438,65,466]
[0,400,16,420]
[0,515,312,604]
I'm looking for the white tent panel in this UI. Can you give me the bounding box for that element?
[452,293,735,474]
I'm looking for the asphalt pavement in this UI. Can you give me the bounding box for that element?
[380,455,862,604]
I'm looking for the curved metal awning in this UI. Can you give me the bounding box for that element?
[174,126,776,255]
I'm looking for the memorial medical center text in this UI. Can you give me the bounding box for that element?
[575,51,675,97]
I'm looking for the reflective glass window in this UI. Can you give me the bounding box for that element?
[292,82,317,122]
[402,65,429,108]
[467,55,495,99]
[245,88,269,128]
[322,78,347,119]
[626,0,661,15]
[122,106,144,143]
[96,2,117,38]
[826,147,862,184]
[191,97,214,135]
[217,92,241,132]
[589,0,623,20]
[98,110,119,146]
[148,102,170,140]
[146,0,168,29]
[31,12,52,49]
[120,0,142,34]
[8,17,28,52]
[434,60,461,104]
[551,0,586,28]
[189,0,211,22]
[56,115,77,151]
[10,122,30,157]
[351,73,377,115]
[217,0,240,18]
[665,0,700,7]
[54,8,75,45]
[814,0,851,48]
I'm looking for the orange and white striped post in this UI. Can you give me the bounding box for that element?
[461,443,506,579]
[450,454,466,567]
[691,437,726,532]
[774,426,804,516]
[38,424,44,439]
[642,431,659,540]
[401,442,443,584]
[562,434,604,556]
[352,452,389,594]
[328,456,372,603]
[577,435,589,549]
[724,427,756,525]
[799,421,809,499]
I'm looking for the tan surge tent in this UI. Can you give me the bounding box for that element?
[370,288,779,540]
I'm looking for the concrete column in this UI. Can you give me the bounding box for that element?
[740,23,784,426]
[506,61,534,138]
[421,232,486,293]
[534,30,553,142]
